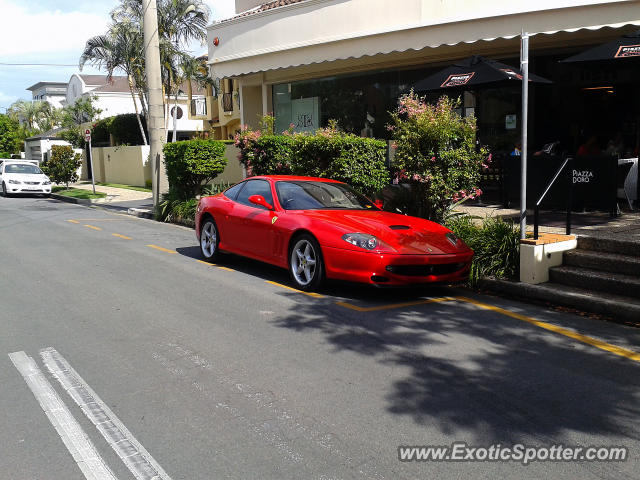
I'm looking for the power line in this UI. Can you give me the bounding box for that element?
[0,62,78,66]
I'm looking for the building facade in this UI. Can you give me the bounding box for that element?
[26,81,68,110]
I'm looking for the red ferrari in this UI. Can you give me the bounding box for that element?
[195,176,473,291]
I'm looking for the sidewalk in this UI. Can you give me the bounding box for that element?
[70,182,154,216]
[456,203,640,242]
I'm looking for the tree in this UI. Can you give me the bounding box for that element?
[0,114,23,156]
[80,21,148,144]
[59,97,103,148]
[41,145,82,188]
[388,93,489,222]
[8,100,60,132]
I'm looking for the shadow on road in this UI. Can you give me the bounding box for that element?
[270,295,640,444]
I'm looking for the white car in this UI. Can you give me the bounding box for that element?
[0,161,52,196]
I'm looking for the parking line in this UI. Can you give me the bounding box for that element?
[265,280,324,298]
[146,244,177,254]
[9,351,118,480]
[41,348,173,480]
[217,266,235,272]
[337,297,455,312]
[84,224,102,231]
[66,219,79,224]
[112,233,132,240]
[197,259,216,266]
[455,296,640,363]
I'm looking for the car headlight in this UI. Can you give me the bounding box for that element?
[446,232,460,247]
[43,180,51,185]
[8,179,20,184]
[342,233,378,250]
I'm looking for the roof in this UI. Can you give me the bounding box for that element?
[89,76,206,96]
[251,175,342,183]
[221,0,306,23]
[79,74,120,86]
[26,81,68,91]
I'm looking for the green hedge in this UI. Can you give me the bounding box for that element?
[89,114,148,146]
[235,130,389,196]
[163,139,227,198]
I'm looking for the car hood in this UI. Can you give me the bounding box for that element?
[302,210,470,255]
[3,173,49,183]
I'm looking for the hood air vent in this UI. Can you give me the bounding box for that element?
[389,225,411,230]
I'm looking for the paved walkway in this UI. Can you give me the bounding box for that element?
[456,203,640,242]
[71,182,153,204]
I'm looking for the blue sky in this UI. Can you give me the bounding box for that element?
[0,0,236,111]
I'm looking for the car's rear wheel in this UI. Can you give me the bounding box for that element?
[289,234,324,291]
[200,218,220,262]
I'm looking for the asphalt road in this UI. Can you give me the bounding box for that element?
[1,195,640,480]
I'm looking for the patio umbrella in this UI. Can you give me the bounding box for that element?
[560,30,640,62]
[413,55,552,91]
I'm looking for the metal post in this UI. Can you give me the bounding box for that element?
[143,0,167,207]
[533,205,539,240]
[88,138,95,195]
[566,167,573,235]
[520,31,529,239]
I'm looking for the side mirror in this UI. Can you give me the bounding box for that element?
[248,194,274,210]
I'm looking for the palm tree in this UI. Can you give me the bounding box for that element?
[80,21,148,145]
[8,100,57,132]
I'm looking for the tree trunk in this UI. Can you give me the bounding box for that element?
[128,75,148,145]
[172,90,178,142]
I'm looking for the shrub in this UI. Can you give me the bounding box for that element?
[41,145,82,187]
[156,190,198,223]
[235,124,389,196]
[446,215,520,287]
[389,93,490,223]
[109,114,147,145]
[163,139,227,198]
[92,118,112,145]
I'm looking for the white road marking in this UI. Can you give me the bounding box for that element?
[8,351,118,480]
[40,347,172,480]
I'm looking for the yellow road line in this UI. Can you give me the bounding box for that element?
[197,259,216,266]
[112,233,132,240]
[217,266,235,272]
[455,296,640,363]
[84,224,102,231]
[66,219,79,224]
[265,280,324,298]
[146,244,177,254]
[337,297,455,312]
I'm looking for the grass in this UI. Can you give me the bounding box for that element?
[52,186,107,200]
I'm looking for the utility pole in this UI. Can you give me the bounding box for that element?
[143,0,168,206]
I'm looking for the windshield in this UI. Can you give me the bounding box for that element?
[275,181,377,210]
[4,164,43,174]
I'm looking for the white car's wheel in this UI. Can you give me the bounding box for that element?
[1,182,9,197]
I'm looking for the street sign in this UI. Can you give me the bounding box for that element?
[84,129,91,142]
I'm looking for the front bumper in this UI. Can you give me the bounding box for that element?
[322,245,473,285]
[7,185,51,194]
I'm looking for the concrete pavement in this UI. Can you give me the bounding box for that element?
[1,194,640,479]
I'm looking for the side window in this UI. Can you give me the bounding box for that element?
[235,180,273,209]
[223,181,245,200]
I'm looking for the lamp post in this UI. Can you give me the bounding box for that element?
[520,31,530,239]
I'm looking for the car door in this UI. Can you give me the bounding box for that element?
[225,179,277,259]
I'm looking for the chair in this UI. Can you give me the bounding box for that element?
[616,161,634,212]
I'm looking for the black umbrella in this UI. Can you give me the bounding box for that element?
[561,30,640,62]
[414,55,552,91]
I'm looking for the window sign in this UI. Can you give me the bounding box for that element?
[291,97,320,133]
[505,114,517,130]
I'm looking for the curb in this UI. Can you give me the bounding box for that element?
[127,207,154,219]
[50,193,92,205]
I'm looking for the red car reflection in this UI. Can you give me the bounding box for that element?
[195,176,473,291]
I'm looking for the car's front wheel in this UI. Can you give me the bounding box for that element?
[289,234,324,291]
[1,182,9,197]
[200,218,220,262]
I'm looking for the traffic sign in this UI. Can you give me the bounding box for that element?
[84,129,91,142]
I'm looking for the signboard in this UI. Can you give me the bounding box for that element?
[84,129,91,142]
[615,44,640,58]
[505,114,517,130]
[291,97,320,134]
[441,72,475,88]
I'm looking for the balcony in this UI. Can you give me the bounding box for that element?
[190,98,207,117]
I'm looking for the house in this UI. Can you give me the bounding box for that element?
[65,74,209,140]
[206,0,640,152]
[26,81,68,109]
[23,128,79,163]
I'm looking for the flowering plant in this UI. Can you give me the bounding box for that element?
[388,92,489,222]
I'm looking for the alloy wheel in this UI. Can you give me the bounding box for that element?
[291,239,317,286]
